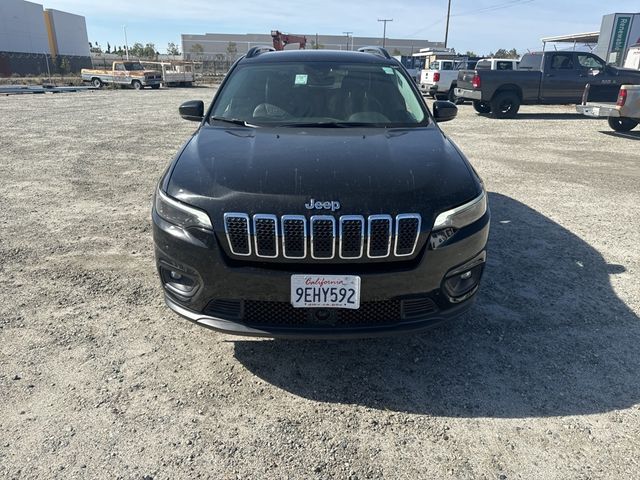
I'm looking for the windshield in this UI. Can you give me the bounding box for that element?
[210,61,428,127]
[124,62,144,71]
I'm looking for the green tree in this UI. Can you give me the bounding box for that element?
[492,48,519,59]
[189,43,204,60]
[129,42,144,57]
[142,43,157,59]
[60,57,71,74]
[167,42,181,56]
[106,42,111,54]
[465,50,478,57]
[226,42,238,62]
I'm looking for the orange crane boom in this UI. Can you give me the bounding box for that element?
[271,30,307,50]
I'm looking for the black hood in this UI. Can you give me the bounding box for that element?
[167,124,481,226]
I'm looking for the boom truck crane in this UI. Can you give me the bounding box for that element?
[271,30,307,50]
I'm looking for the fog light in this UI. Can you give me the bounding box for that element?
[159,265,198,297]
[443,264,483,302]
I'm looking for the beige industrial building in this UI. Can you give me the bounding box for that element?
[182,32,443,60]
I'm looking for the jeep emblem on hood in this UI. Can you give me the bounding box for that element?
[305,199,341,211]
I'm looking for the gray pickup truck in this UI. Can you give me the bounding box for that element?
[455,51,640,118]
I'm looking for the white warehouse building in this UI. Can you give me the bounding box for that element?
[0,0,91,76]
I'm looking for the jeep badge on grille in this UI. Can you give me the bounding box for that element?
[305,199,341,211]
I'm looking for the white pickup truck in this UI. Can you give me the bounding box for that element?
[141,61,195,87]
[577,84,640,132]
[420,58,519,102]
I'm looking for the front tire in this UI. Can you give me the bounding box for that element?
[472,100,491,114]
[490,91,520,118]
[132,80,143,90]
[608,116,638,132]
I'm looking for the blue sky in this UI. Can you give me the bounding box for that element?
[43,0,639,55]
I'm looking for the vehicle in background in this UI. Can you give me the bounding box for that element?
[455,51,640,118]
[419,58,478,102]
[624,44,640,70]
[81,61,162,90]
[475,58,519,71]
[141,61,195,87]
[393,55,425,83]
[577,83,640,132]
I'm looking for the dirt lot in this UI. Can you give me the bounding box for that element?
[1,88,639,479]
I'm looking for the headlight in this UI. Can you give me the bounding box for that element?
[433,190,487,230]
[154,188,213,230]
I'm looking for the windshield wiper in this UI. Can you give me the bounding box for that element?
[278,121,373,128]
[210,116,256,127]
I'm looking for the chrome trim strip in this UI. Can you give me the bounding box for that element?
[394,213,422,257]
[223,212,252,256]
[281,215,307,259]
[310,215,336,259]
[339,215,365,259]
[252,214,279,258]
[433,190,486,230]
[367,214,392,259]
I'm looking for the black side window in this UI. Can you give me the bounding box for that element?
[577,54,605,70]
[550,54,574,70]
[115,64,126,71]
[497,61,513,70]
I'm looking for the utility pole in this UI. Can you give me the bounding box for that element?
[378,19,393,48]
[122,25,129,60]
[343,31,353,50]
[444,0,452,49]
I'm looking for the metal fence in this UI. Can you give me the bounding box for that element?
[0,51,91,77]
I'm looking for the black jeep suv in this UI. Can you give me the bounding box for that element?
[152,46,489,338]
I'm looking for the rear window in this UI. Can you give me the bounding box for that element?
[496,61,514,70]
[211,61,428,127]
[519,54,542,70]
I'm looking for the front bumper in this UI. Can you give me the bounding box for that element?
[142,78,162,86]
[455,88,482,100]
[153,210,490,338]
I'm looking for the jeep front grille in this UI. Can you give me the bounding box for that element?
[223,213,421,260]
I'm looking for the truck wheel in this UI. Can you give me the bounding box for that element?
[472,101,491,114]
[490,91,520,118]
[132,80,143,90]
[608,116,639,132]
[91,78,103,88]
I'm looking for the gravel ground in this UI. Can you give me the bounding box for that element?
[1,88,639,480]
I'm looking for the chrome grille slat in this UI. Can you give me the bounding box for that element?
[310,215,336,259]
[367,215,392,258]
[253,214,278,258]
[281,215,307,259]
[222,213,420,260]
[339,215,365,259]
[395,214,421,257]
[224,213,251,256]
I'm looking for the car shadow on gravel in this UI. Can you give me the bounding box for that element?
[233,193,639,418]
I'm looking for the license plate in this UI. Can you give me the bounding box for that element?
[290,275,360,309]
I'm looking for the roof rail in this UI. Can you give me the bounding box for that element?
[357,46,392,59]
[246,46,276,58]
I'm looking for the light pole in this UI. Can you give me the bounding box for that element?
[378,19,393,48]
[343,31,353,50]
[444,0,452,49]
[122,25,129,60]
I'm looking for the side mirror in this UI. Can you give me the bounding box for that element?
[433,100,457,122]
[179,100,204,121]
